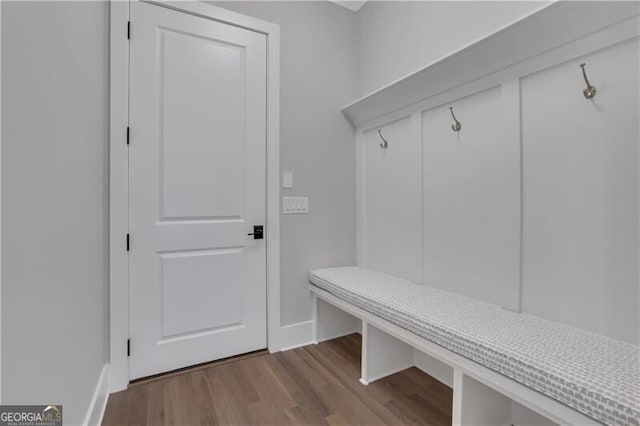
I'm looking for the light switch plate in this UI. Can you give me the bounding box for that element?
[283,196,309,214]
[283,171,294,189]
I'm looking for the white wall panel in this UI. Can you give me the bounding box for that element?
[363,116,421,282]
[355,4,638,345]
[422,87,520,310]
[520,38,639,344]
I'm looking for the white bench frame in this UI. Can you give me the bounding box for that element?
[310,286,599,426]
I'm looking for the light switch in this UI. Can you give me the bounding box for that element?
[283,171,293,189]
[283,196,309,214]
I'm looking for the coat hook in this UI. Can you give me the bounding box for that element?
[377,129,389,149]
[449,107,461,132]
[579,63,597,99]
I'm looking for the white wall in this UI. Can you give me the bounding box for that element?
[211,1,358,327]
[0,3,633,418]
[355,1,546,96]
[1,2,109,424]
[355,2,639,344]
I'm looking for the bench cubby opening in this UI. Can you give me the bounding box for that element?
[310,274,608,426]
[312,294,361,344]
[453,371,559,426]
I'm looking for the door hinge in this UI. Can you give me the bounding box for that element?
[127,339,131,357]
[126,126,130,145]
[126,233,130,251]
[127,21,130,40]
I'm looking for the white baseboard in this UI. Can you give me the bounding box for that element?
[279,320,314,351]
[83,364,109,426]
[316,328,359,343]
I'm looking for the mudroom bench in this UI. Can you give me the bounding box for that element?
[309,267,639,426]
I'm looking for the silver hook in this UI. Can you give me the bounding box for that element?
[377,129,389,149]
[580,63,597,99]
[449,107,461,132]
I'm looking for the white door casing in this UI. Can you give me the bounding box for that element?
[129,1,267,379]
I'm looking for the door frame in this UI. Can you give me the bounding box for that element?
[109,0,280,392]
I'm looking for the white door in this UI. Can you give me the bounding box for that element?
[129,2,267,380]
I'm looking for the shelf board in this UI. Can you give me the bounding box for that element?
[342,1,640,128]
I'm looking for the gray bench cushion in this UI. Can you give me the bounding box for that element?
[309,266,640,426]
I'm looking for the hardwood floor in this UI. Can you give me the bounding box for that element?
[102,334,453,426]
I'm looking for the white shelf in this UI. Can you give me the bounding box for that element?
[341,1,640,128]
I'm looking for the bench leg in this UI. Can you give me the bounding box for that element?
[360,321,413,385]
[452,369,511,426]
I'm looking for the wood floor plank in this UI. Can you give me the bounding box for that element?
[302,344,400,424]
[204,366,253,425]
[188,369,218,426]
[408,393,451,426]
[292,347,384,424]
[163,372,199,426]
[275,350,332,424]
[304,339,416,425]
[102,389,132,426]
[126,384,149,426]
[102,334,453,426]
[324,413,351,426]
[243,356,296,425]
[145,380,165,426]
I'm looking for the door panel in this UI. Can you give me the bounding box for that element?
[129,2,267,379]
[160,29,246,220]
[160,248,244,339]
